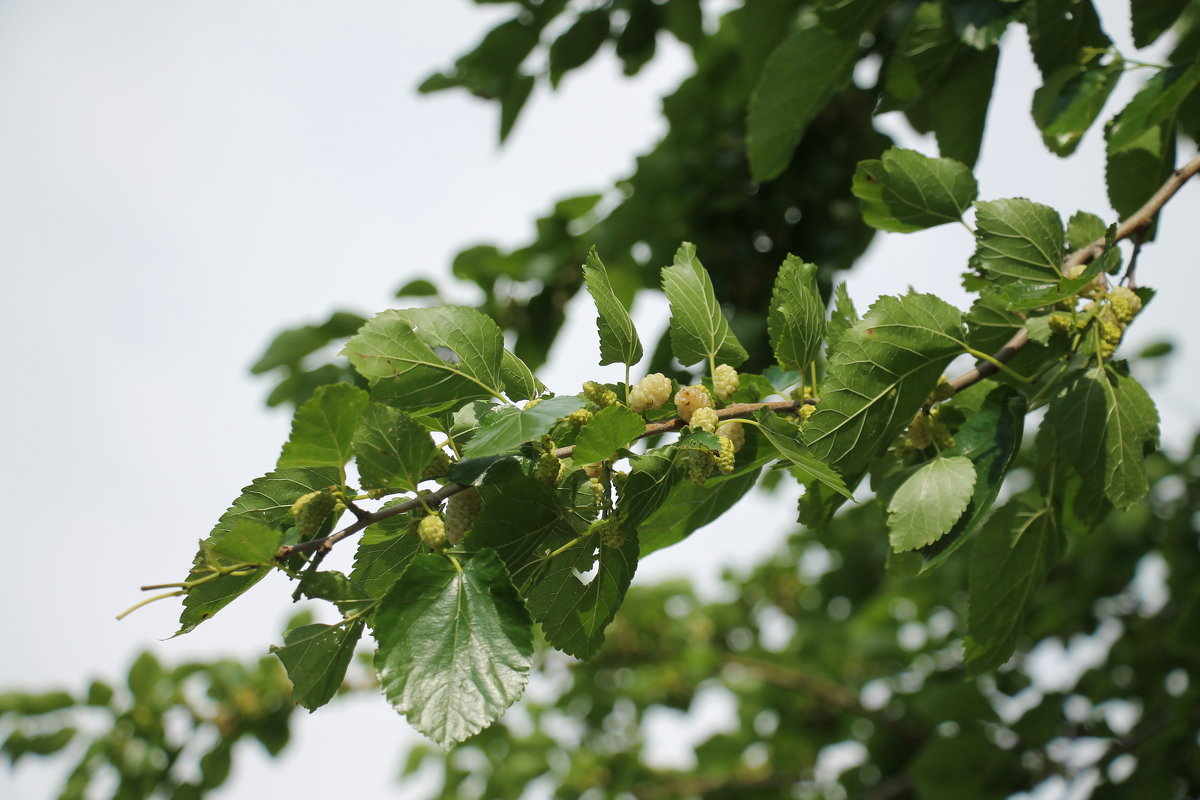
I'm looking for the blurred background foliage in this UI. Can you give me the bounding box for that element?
[6,0,1200,798]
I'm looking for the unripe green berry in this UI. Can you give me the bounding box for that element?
[535,451,564,486]
[592,518,624,549]
[568,408,594,427]
[629,373,673,413]
[444,488,482,545]
[716,420,745,452]
[715,435,736,474]
[679,448,714,485]
[611,471,627,494]
[418,514,447,551]
[906,412,933,450]
[690,406,719,433]
[291,490,336,537]
[1047,313,1073,334]
[421,449,452,481]
[674,384,713,423]
[1107,286,1142,324]
[713,364,739,402]
[583,381,618,408]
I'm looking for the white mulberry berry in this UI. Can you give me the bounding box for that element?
[717,421,745,452]
[418,514,447,551]
[690,406,719,433]
[679,448,714,485]
[629,373,672,413]
[592,518,624,549]
[583,381,618,408]
[535,451,563,486]
[715,435,736,474]
[674,384,713,423]
[444,488,481,545]
[1107,286,1142,324]
[291,490,335,537]
[421,449,451,480]
[713,364,739,402]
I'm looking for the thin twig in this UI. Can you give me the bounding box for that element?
[949,151,1200,394]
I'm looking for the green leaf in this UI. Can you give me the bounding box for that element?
[852,148,977,232]
[638,464,764,556]
[929,45,998,168]
[1107,61,1200,153]
[768,256,826,372]
[498,73,534,143]
[1106,121,1176,238]
[1002,228,1117,310]
[352,404,436,492]
[277,383,369,469]
[746,23,859,181]
[619,447,682,531]
[250,311,366,374]
[887,456,977,552]
[1065,210,1107,251]
[1131,0,1190,48]
[500,350,543,402]
[972,198,1065,282]
[803,292,966,487]
[965,500,1065,674]
[661,242,748,368]
[394,279,439,298]
[271,620,364,711]
[826,282,859,351]
[373,550,532,749]
[351,507,421,598]
[548,9,610,87]
[178,467,339,635]
[816,0,891,38]
[583,247,643,367]
[1025,0,1110,79]
[755,409,853,499]
[343,306,507,413]
[880,2,963,111]
[1097,365,1160,509]
[524,523,639,659]
[210,520,280,565]
[464,396,585,458]
[1032,56,1123,156]
[920,386,1026,570]
[572,404,646,464]
[468,475,577,579]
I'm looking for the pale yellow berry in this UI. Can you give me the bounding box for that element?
[629,373,672,413]
[713,364,739,402]
[1107,286,1142,324]
[418,514,447,551]
[715,435,736,474]
[716,421,745,452]
[674,384,713,423]
[690,406,719,433]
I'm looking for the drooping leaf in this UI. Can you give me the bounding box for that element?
[887,456,977,552]
[523,522,639,660]
[210,520,280,565]
[277,383,369,469]
[972,198,1065,282]
[178,467,339,635]
[572,404,646,465]
[965,500,1065,673]
[768,256,826,372]
[373,550,532,749]
[464,396,586,458]
[351,507,422,598]
[755,409,852,499]
[803,292,967,489]
[583,247,643,367]
[1097,365,1160,509]
[343,306,507,413]
[1107,61,1200,153]
[852,147,978,232]
[352,404,436,491]
[661,243,748,367]
[271,620,364,711]
[1025,0,1110,79]
[929,45,998,168]
[619,447,682,531]
[881,2,962,111]
[746,22,859,181]
[549,9,610,87]
[468,475,579,585]
[1032,55,1123,156]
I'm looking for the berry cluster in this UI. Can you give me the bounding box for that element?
[583,381,618,408]
[591,518,624,549]
[629,373,672,413]
[899,407,954,455]
[445,487,482,545]
[713,364,739,402]
[689,406,719,433]
[679,448,715,485]
[291,489,336,537]
[421,449,452,481]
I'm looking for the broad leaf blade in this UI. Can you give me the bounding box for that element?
[271,620,364,711]
[572,404,646,465]
[1032,57,1123,156]
[887,456,977,552]
[210,520,280,565]
[277,383,369,469]
[619,447,681,531]
[973,198,1065,282]
[755,409,852,499]
[373,550,532,749]
[1098,366,1159,509]
[852,147,978,232]
[351,507,421,598]
[769,256,826,372]
[464,396,586,458]
[584,247,643,367]
[661,242,748,367]
[352,403,436,492]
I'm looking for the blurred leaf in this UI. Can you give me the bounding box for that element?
[1032,55,1123,156]
[271,620,364,711]
[852,147,977,232]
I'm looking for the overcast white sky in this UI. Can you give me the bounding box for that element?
[1,2,1197,798]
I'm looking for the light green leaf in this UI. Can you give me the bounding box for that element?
[661,243,748,367]
[373,550,532,749]
[972,198,1065,282]
[852,147,977,232]
[394,279,438,299]
[1098,366,1160,509]
[1108,61,1200,153]
[210,520,280,565]
[343,306,507,413]
[500,350,544,402]
[965,500,1065,674]
[1032,56,1123,156]
[887,456,977,552]
[755,410,852,499]
[826,282,858,351]
[277,383,369,469]
[271,620,364,711]
[572,404,646,465]
[1065,210,1107,251]
[769,256,826,372]
[524,522,639,659]
[746,23,859,181]
[464,396,586,458]
[352,404,436,491]
[803,292,966,488]
[178,467,339,635]
[584,247,643,368]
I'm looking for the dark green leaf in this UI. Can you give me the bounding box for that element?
[499,73,535,143]
[816,0,890,38]
[464,396,585,458]
[1106,121,1176,238]
[277,383,369,469]
[270,620,364,711]
[768,255,826,372]
[351,507,421,598]
[1131,0,1190,47]
[881,1,962,111]
[373,550,532,749]
[852,147,977,232]
[619,447,681,531]
[972,198,1065,282]
[1108,61,1200,153]
[210,520,280,565]
[584,247,643,367]
[755,409,853,499]
[929,45,998,168]
[661,242,748,367]
[499,350,544,402]
[826,282,859,351]
[1032,56,1123,156]
[638,463,763,556]
[887,456,977,552]
[1025,0,1110,79]
[746,23,859,181]
[1097,365,1159,508]
[572,404,646,464]
[549,9,610,87]
[352,404,436,491]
